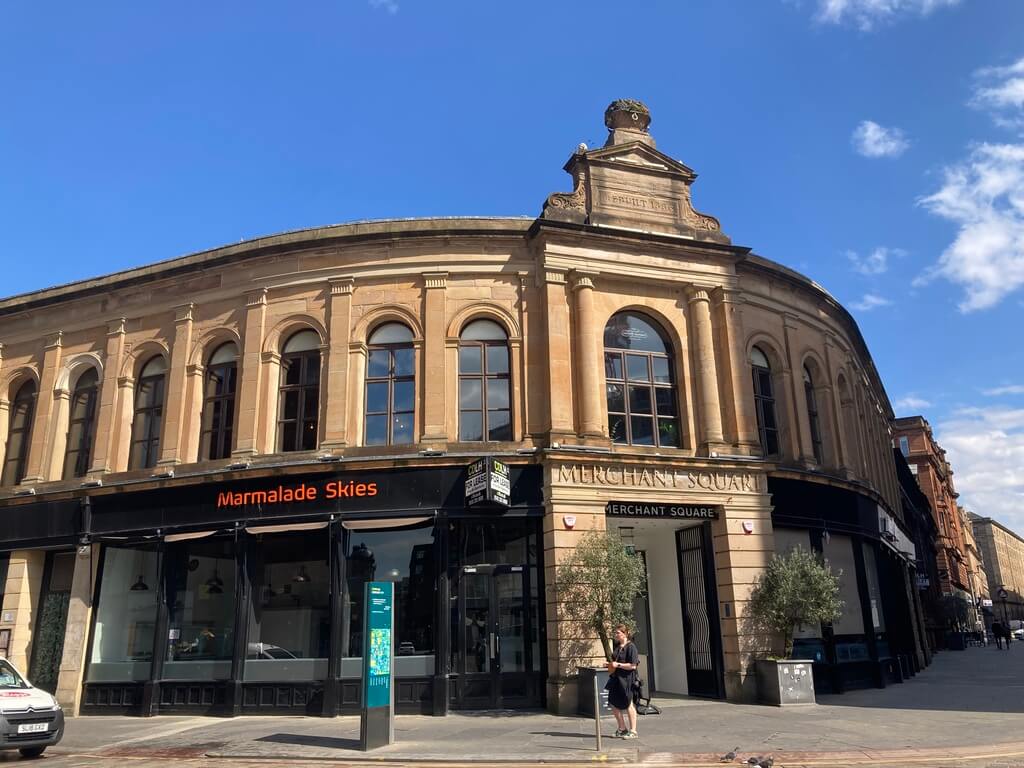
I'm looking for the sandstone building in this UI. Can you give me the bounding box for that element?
[0,101,926,717]
[970,513,1024,624]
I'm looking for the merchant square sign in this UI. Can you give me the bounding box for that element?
[555,464,763,494]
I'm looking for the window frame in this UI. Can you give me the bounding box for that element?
[2,380,37,486]
[199,345,239,461]
[364,333,415,446]
[129,359,167,470]
[751,346,780,458]
[458,327,511,443]
[63,368,99,479]
[277,339,321,454]
[803,365,824,464]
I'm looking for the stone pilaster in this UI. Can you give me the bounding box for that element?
[113,375,135,471]
[421,272,447,444]
[232,289,268,457]
[181,363,205,462]
[687,288,725,453]
[0,550,46,673]
[322,277,355,448]
[541,269,575,442]
[89,319,127,476]
[715,290,761,455]
[782,314,816,464]
[21,332,63,484]
[54,545,96,715]
[570,271,603,439]
[158,304,195,466]
[347,342,368,447]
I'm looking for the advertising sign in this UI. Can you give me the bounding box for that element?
[360,581,394,749]
[465,458,511,508]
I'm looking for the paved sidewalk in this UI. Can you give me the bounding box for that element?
[52,645,1024,765]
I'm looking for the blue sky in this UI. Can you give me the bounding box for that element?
[2,1,1023,531]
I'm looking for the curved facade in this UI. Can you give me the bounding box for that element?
[0,103,926,716]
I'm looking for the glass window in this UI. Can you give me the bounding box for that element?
[823,534,865,636]
[245,528,330,682]
[751,346,780,457]
[87,545,159,682]
[2,380,37,486]
[862,543,886,632]
[898,436,910,456]
[342,523,436,678]
[164,536,236,680]
[63,369,99,479]
[278,331,321,452]
[458,320,511,442]
[604,312,679,448]
[200,343,238,461]
[129,357,166,470]
[804,365,824,464]
[364,324,415,446]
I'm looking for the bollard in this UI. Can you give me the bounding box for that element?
[593,673,602,752]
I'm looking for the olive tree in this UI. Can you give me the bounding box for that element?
[556,528,647,661]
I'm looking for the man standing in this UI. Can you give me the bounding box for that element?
[992,620,1005,650]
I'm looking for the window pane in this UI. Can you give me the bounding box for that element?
[604,352,623,380]
[301,419,318,450]
[393,380,414,413]
[280,422,297,452]
[756,369,773,397]
[460,379,482,410]
[393,347,414,377]
[461,319,506,341]
[282,357,301,386]
[208,400,222,432]
[70,390,91,421]
[392,413,413,444]
[365,415,388,446]
[487,378,509,410]
[282,390,299,421]
[486,345,509,374]
[764,430,780,457]
[626,354,650,382]
[459,346,482,374]
[368,350,390,378]
[652,356,671,384]
[366,382,389,414]
[655,387,677,417]
[606,383,625,413]
[761,401,778,430]
[628,385,653,414]
[303,388,319,420]
[658,418,681,448]
[368,323,414,345]
[609,415,627,444]
[488,410,511,441]
[630,416,655,445]
[303,356,321,386]
[460,411,483,442]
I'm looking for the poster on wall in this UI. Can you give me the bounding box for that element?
[360,581,395,749]
[465,458,511,508]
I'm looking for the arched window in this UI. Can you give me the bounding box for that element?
[63,368,99,479]
[278,330,321,452]
[365,323,414,446]
[2,380,37,486]
[129,356,167,470]
[603,312,679,447]
[803,365,824,464]
[458,319,510,442]
[200,343,239,461]
[751,346,779,457]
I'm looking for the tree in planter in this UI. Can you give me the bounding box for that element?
[557,528,647,661]
[747,546,843,659]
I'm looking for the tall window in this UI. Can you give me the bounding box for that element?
[803,365,824,464]
[751,346,780,457]
[63,368,99,479]
[200,343,239,461]
[2,380,37,486]
[458,319,511,442]
[365,323,415,446]
[603,312,679,447]
[278,330,321,452]
[898,436,910,456]
[129,356,167,470]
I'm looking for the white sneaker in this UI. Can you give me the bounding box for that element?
[621,730,638,740]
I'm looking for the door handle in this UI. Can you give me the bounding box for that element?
[490,632,496,660]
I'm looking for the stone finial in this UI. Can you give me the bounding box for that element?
[604,99,655,148]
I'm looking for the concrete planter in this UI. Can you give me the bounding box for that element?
[576,667,612,716]
[755,659,816,706]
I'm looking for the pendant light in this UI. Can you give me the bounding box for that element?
[129,574,149,591]
[206,567,224,594]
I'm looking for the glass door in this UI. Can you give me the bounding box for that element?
[30,551,76,693]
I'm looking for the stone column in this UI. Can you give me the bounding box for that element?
[421,272,448,445]
[55,545,96,714]
[782,314,816,464]
[158,303,195,466]
[21,332,64,484]
[687,288,725,453]
[322,277,355,449]
[715,290,760,454]
[570,271,603,439]
[88,319,127,475]
[112,375,135,471]
[232,289,268,458]
[542,269,575,443]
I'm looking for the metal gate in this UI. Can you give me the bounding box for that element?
[676,524,725,698]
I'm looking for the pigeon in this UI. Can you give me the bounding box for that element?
[746,759,761,766]
[757,757,774,768]
[719,747,740,762]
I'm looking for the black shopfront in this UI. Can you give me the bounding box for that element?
[4,462,545,717]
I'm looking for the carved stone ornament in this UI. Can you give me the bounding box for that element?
[604,99,651,133]
[678,185,721,232]
[543,168,587,214]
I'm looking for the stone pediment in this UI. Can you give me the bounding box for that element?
[581,142,697,181]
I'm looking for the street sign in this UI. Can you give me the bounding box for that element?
[360,581,395,750]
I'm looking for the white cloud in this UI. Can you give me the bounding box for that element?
[895,395,932,411]
[983,384,1024,396]
[971,57,1024,129]
[852,121,910,158]
[917,142,1024,311]
[846,246,903,275]
[850,293,892,310]
[369,0,399,14]
[816,0,961,30]
[936,405,1024,533]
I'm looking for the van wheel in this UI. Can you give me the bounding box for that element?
[18,747,46,758]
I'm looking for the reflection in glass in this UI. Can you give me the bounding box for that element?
[365,326,415,446]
